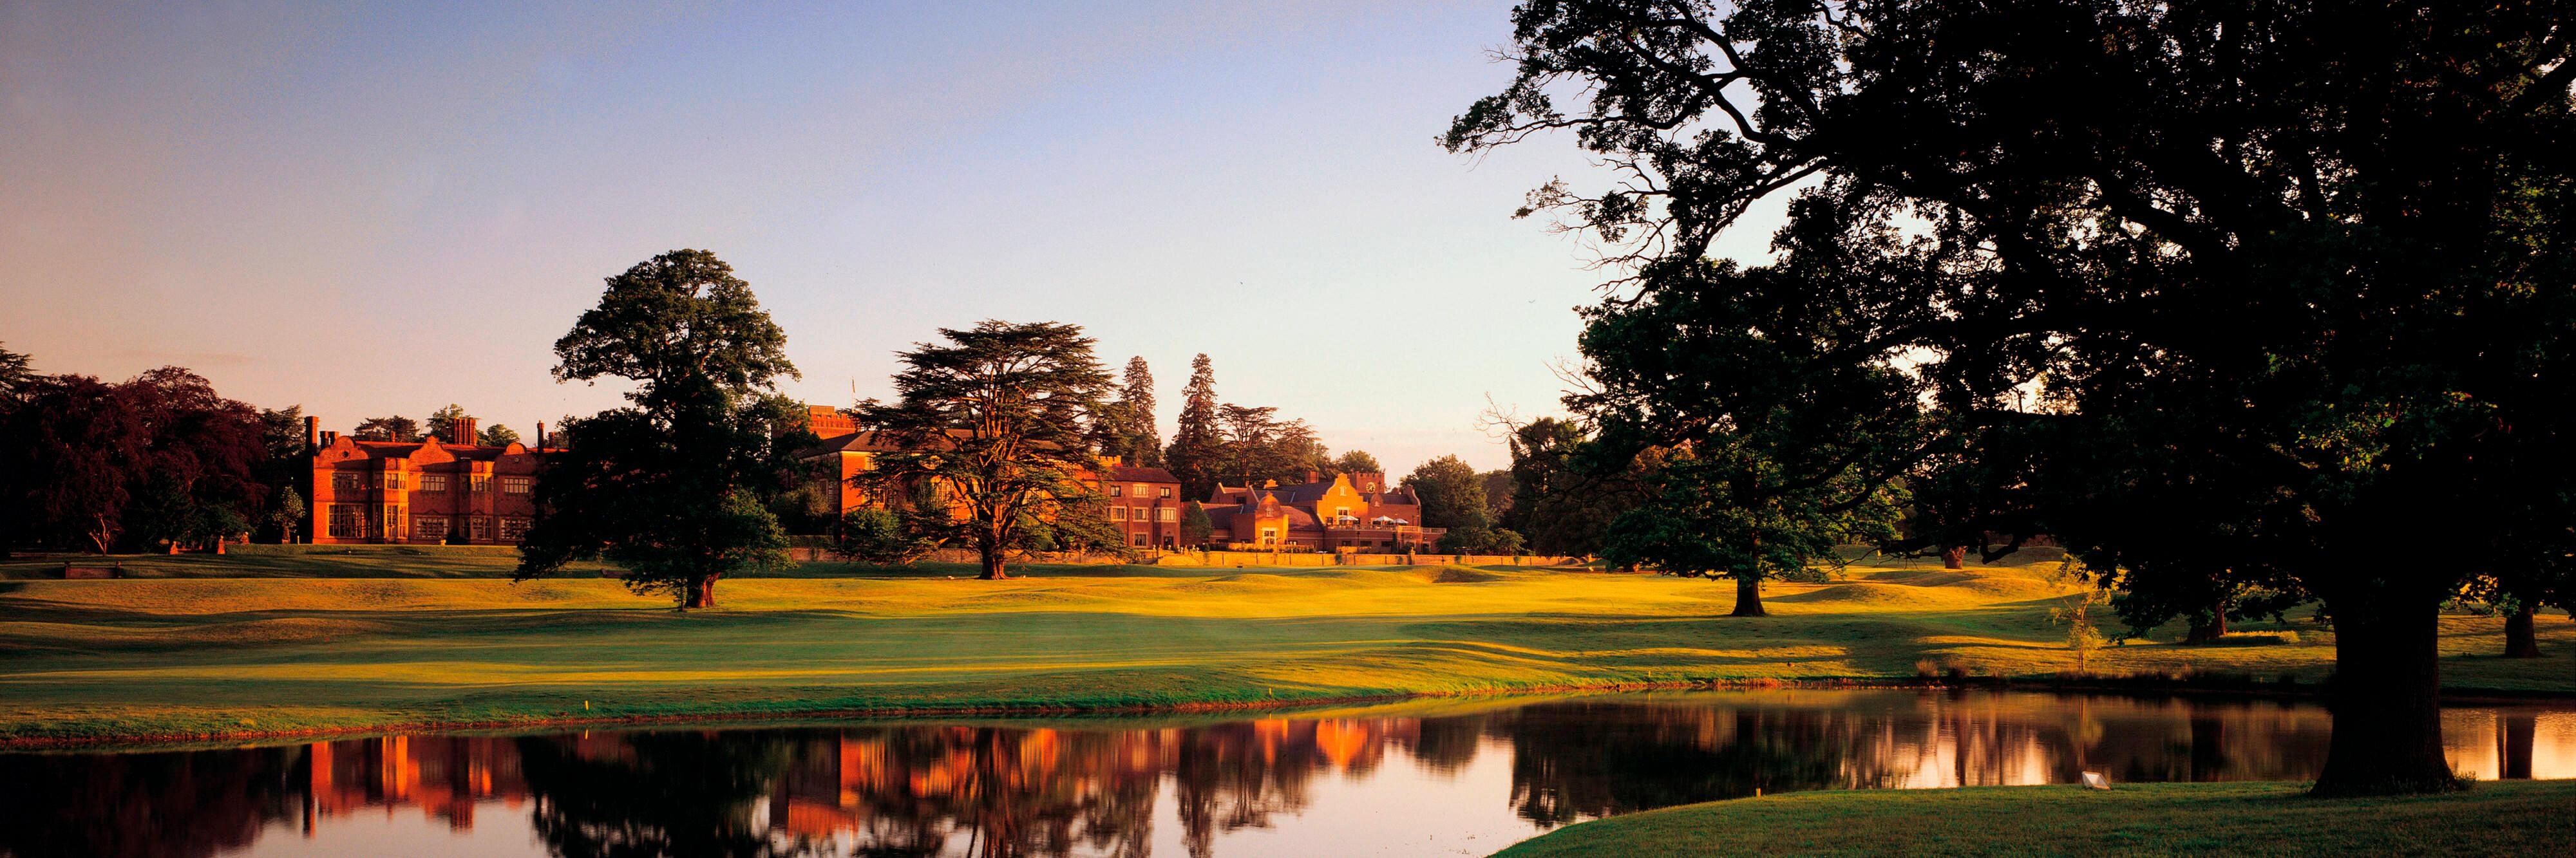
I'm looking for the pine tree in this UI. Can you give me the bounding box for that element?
[1119,356,1160,467]
[1164,354,1221,499]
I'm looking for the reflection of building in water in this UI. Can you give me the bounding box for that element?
[301,736,527,835]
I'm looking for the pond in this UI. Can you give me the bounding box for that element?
[3,689,2570,857]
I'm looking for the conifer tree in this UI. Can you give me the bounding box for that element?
[1164,354,1222,499]
[1119,357,1161,467]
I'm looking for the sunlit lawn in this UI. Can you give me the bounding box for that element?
[1,546,2566,744]
[1492,779,2576,857]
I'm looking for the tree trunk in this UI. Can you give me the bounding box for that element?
[2311,597,2458,796]
[1941,545,1966,570]
[2184,607,2228,644]
[2503,604,2540,658]
[980,549,1009,581]
[2499,713,2535,779]
[685,574,719,610]
[1730,573,1767,617]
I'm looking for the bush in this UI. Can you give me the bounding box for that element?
[836,508,938,565]
[1437,525,1526,555]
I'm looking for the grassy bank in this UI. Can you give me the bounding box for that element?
[1492,779,2576,857]
[1,554,2566,746]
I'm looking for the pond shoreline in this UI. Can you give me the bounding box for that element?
[11,674,2570,753]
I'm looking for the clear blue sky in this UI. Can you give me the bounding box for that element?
[2,1,1777,472]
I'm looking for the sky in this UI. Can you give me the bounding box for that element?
[2,1,1781,472]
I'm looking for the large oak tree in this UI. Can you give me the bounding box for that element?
[515,249,804,609]
[1450,0,2576,794]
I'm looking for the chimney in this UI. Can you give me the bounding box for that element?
[305,416,319,453]
[321,430,337,446]
[453,416,478,446]
[536,422,546,449]
[1305,469,1320,485]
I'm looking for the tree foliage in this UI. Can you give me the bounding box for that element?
[1331,450,1382,476]
[515,249,802,609]
[1117,356,1162,467]
[1179,500,1214,548]
[1215,404,1327,489]
[1449,0,2576,794]
[478,424,522,447]
[1164,354,1222,499]
[352,415,419,443]
[853,320,1126,580]
[1403,455,1490,530]
[1501,417,1654,557]
[0,366,268,554]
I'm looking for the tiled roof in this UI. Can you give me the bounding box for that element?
[1106,465,1179,483]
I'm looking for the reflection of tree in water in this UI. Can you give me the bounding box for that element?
[515,731,817,858]
[1394,714,1488,775]
[1499,703,1846,826]
[0,745,296,858]
[786,726,1160,858]
[1171,720,1325,858]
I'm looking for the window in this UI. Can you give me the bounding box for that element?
[383,470,404,490]
[499,517,529,541]
[328,505,363,538]
[1132,506,1150,521]
[471,475,491,494]
[1158,508,1177,523]
[1133,484,1147,497]
[1108,484,1123,498]
[422,474,448,493]
[1259,527,1278,545]
[502,476,531,494]
[469,516,493,541]
[332,472,363,491]
[414,516,449,540]
[1131,534,1146,547]
[383,506,404,540]
[1158,487,1172,499]
[1110,507,1128,521]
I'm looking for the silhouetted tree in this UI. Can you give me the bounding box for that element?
[1448,0,2576,794]
[855,321,1122,580]
[516,249,803,609]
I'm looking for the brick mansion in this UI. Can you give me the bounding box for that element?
[308,405,1443,552]
[305,415,554,545]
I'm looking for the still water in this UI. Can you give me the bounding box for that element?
[3,690,2570,858]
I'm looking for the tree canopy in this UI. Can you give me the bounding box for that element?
[1449,0,2576,794]
[515,249,803,608]
[1117,356,1162,467]
[853,320,1125,580]
[352,415,419,443]
[1164,354,1222,499]
[0,366,269,554]
[1403,455,1490,530]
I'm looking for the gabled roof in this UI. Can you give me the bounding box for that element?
[1106,465,1179,484]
